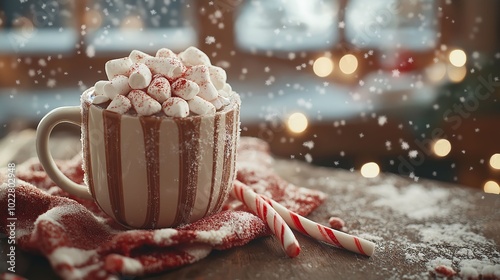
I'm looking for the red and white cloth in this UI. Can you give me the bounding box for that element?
[0,137,325,280]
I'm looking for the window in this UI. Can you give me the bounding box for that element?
[0,0,77,53]
[235,0,339,52]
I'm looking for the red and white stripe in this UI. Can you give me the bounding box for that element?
[231,181,301,258]
[260,195,376,257]
[82,89,240,229]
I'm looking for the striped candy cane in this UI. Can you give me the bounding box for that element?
[231,181,301,258]
[260,196,376,257]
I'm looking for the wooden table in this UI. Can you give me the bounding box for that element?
[1,132,499,279]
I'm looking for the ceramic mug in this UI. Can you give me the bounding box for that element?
[36,88,240,229]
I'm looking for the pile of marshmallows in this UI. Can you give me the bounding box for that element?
[92,47,233,117]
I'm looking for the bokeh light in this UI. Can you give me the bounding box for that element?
[483,181,500,194]
[433,139,451,157]
[489,154,500,170]
[449,49,467,67]
[121,15,144,30]
[426,63,447,82]
[339,54,358,74]
[287,112,308,133]
[447,65,467,83]
[84,10,103,30]
[360,162,380,178]
[313,57,334,77]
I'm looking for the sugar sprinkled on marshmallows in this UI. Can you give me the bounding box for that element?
[92,47,235,117]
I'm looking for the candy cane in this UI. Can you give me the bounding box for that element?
[260,195,376,257]
[231,181,301,258]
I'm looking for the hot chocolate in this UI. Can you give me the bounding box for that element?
[37,46,241,228]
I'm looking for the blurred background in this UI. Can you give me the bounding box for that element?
[0,0,499,193]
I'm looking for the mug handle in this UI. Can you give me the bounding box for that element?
[36,106,93,200]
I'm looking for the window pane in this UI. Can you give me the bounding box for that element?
[345,0,438,50]
[85,0,196,53]
[235,0,339,52]
[0,0,77,53]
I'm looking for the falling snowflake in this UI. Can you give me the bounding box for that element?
[338,21,345,28]
[303,141,314,150]
[205,36,216,45]
[359,133,364,138]
[86,45,95,58]
[392,69,400,77]
[378,116,387,126]
[408,150,418,158]
[401,141,409,150]
[265,76,275,86]
[408,57,414,63]
[47,79,56,88]
[38,59,47,67]
[264,66,270,72]
[385,141,391,150]
[304,153,313,163]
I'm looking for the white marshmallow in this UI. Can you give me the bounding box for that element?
[92,94,110,104]
[208,65,227,90]
[184,65,210,84]
[184,65,218,101]
[128,89,161,116]
[147,76,171,103]
[128,63,152,89]
[162,97,189,117]
[171,78,199,100]
[129,50,153,64]
[188,96,216,115]
[223,83,232,94]
[210,97,223,110]
[104,75,131,99]
[94,80,108,96]
[106,95,131,114]
[146,57,184,80]
[218,95,230,106]
[197,82,219,101]
[156,48,176,58]
[218,89,229,98]
[178,46,211,66]
[105,57,133,80]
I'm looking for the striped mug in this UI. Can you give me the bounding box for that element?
[36,88,240,229]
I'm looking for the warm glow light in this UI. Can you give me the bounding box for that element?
[426,63,447,82]
[121,15,144,30]
[84,10,103,30]
[339,54,358,74]
[449,49,467,67]
[447,65,467,83]
[287,112,308,133]
[360,162,380,178]
[484,181,500,194]
[12,16,34,36]
[313,57,334,77]
[490,153,500,170]
[433,139,451,157]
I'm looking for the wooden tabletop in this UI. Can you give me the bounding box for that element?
[1,133,500,279]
